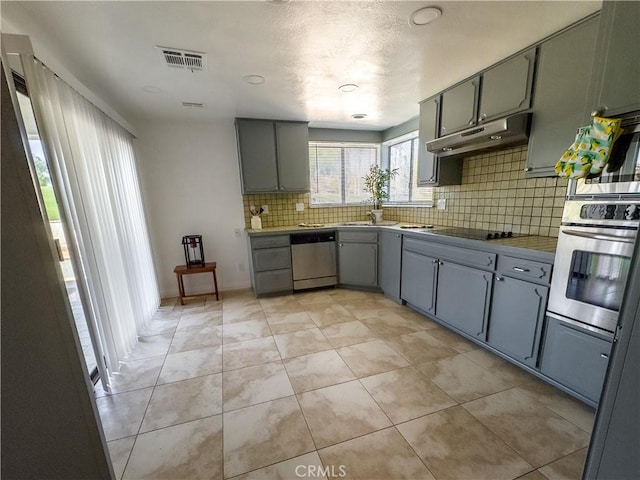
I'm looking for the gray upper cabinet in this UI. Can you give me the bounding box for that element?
[440,77,480,136]
[588,1,640,117]
[436,260,492,341]
[479,48,536,123]
[418,97,463,186]
[275,122,310,191]
[526,17,599,177]
[236,119,279,192]
[488,275,549,367]
[379,231,402,302]
[236,118,310,193]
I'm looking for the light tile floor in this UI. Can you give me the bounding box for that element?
[96,288,595,480]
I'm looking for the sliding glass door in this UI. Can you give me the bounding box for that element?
[14,76,102,382]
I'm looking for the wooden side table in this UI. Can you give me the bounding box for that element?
[173,262,219,305]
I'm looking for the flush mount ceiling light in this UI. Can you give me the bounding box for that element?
[141,85,162,94]
[410,6,442,26]
[351,113,367,120]
[243,74,265,85]
[338,83,359,93]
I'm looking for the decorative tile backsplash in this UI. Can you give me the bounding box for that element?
[243,145,568,237]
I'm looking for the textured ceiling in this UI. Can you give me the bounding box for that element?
[2,1,601,130]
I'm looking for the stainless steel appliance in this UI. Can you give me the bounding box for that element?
[570,114,640,197]
[290,231,337,291]
[548,199,640,334]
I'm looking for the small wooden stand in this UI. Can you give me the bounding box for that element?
[173,262,219,305]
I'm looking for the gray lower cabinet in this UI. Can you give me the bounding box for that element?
[236,118,309,193]
[338,239,378,288]
[478,48,536,123]
[250,235,292,295]
[541,316,613,403]
[487,275,549,367]
[587,1,640,117]
[401,250,437,314]
[436,260,492,341]
[526,17,599,177]
[379,231,402,301]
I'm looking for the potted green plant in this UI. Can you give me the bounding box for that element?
[363,164,398,223]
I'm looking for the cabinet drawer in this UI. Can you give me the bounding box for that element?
[251,235,290,249]
[255,268,292,294]
[253,247,291,272]
[338,231,377,243]
[498,256,552,284]
[541,316,612,403]
[403,238,496,269]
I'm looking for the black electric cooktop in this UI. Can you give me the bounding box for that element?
[432,227,524,241]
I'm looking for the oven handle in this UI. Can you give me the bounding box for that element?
[562,229,637,244]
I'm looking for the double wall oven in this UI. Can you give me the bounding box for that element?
[548,114,640,338]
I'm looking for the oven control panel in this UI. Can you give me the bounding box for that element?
[580,203,640,221]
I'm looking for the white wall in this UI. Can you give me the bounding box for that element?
[134,119,251,298]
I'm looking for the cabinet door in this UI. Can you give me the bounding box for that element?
[275,122,310,192]
[417,97,439,185]
[236,119,278,193]
[379,231,402,301]
[440,77,479,136]
[400,250,437,315]
[588,1,640,117]
[479,48,536,122]
[255,269,293,294]
[526,19,598,177]
[488,276,549,367]
[541,317,612,403]
[338,242,378,287]
[436,261,492,341]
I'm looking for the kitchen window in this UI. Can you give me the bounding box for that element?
[382,132,434,205]
[309,142,379,206]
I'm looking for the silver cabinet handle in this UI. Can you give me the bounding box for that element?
[563,229,636,244]
[478,113,487,122]
[432,259,438,264]
[513,267,530,273]
[429,176,435,182]
[396,234,401,238]
[524,167,532,172]
[438,261,444,266]
[339,243,343,247]
[600,353,609,359]
[496,276,504,282]
[469,120,474,125]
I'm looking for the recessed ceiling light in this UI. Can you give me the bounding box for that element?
[338,83,359,93]
[351,114,367,120]
[410,7,442,26]
[141,85,162,94]
[243,74,265,85]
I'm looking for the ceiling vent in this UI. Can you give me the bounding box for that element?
[156,46,206,71]
[182,102,205,108]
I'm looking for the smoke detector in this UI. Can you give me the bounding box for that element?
[156,46,206,71]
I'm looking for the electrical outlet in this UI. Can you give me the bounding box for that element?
[234,228,242,238]
[238,263,245,272]
[261,205,269,214]
[295,203,304,212]
[437,198,447,210]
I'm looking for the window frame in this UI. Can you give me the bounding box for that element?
[308,141,381,207]
[382,131,434,206]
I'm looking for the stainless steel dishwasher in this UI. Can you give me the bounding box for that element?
[290,231,337,291]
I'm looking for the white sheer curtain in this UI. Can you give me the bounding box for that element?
[20,56,159,384]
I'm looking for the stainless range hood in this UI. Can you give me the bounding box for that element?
[426,112,531,159]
